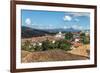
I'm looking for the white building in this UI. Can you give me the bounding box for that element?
[75,38,80,42]
[55,32,65,39]
[85,31,90,36]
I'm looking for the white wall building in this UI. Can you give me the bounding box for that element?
[55,32,65,39]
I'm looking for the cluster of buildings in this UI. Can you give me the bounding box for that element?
[22,30,90,49]
[54,31,90,48]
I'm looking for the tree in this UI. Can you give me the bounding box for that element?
[65,32,73,41]
[21,40,32,51]
[80,33,85,38]
[55,40,72,51]
[80,33,90,44]
[42,39,50,51]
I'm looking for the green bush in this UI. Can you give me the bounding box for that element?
[21,40,31,51]
[55,40,72,51]
[22,39,72,52]
[65,32,73,40]
[42,40,53,51]
[81,37,90,44]
[80,33,90,44]
[33,44,43,51]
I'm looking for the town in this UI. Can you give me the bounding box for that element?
[21,30,90,62]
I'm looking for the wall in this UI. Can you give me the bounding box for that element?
[0,0,100,73]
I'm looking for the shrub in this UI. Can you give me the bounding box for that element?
[65,32,73,41]
[80,33,90,44]
[54,40,72,51]
[81,37,90,44]
[21,40,31,51]
[42,40,51,51]
[33,44,43,51]
[22,39,72,52]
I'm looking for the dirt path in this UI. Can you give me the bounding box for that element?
[68,44,90,57]
[21,49,88,63]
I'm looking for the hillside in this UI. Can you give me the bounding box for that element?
[21,49,88,63]
[21,26,81,38]
[21,26,50,38]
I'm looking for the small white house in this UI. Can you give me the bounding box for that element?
[55,32,65,39]
[75,38,80,42]
[85,31,90,36]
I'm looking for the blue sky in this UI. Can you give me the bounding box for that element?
[21,10,90,30]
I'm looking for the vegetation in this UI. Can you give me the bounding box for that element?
[22,32,90,52]
[21,39,72,52]
[80,33,90,44]
[65,32,73,41]
[21,40,31,51]
[55,40,72,51]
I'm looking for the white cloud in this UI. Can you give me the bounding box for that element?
[63,15,72,21]
[49,24,53,27]
[32,24,36,25]
[78,26,83,30]
[67,12,90,17]
[72,25,83,30]
[25,18,31,25]
[74,18,79,22]
[63,26,68,29]
[72,25,77,29]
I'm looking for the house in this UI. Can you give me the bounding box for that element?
[73,42,82,48]
[74,37,80,42]
[72,32,81,42]
[85,31,90,36]
[71,32,82,48]
[72,32,80,38]
[55,32,65,39]
[81,30,90,36]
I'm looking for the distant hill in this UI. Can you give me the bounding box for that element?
[42,27,81,33]
[21,26,81,38]
[21,26,50,38]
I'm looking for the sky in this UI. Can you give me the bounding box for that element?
[21,9,90,30]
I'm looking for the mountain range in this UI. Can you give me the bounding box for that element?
[21,26,81,38]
